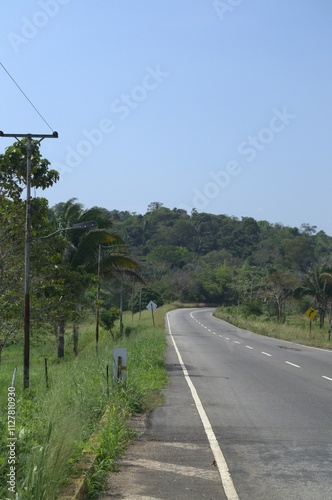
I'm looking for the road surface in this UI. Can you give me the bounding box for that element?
[103,308,332,499]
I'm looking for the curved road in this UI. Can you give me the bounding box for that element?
[167,308,332,500]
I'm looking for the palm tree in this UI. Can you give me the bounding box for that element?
[300,263,332,328]
[50,199,141,357]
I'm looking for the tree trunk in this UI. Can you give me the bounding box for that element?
[57,319,65,359]
[319,307,325,329]
[73,321,79,356]
[275,295,282,322]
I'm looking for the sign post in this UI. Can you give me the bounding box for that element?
[146,301,157,327]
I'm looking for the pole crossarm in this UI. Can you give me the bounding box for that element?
[0,131,58,138]
[33,221,98,241]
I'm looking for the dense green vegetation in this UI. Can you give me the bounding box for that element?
[1,140,332,363]
[0,307,169,499]
[1,139,332,498]
[108,203,332,329]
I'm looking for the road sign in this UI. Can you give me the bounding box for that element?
[305,307,318,320]
[146,301,157,312]
[146,301,157,327]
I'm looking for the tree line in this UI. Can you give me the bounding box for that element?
[1,141,332,361]
[110,202,332,326]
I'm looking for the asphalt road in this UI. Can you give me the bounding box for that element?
[102,308,332,500]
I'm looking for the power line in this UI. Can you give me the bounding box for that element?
[0,61,54,133]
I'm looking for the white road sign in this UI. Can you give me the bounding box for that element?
[146,301,157,312]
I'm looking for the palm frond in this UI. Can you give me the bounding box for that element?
[101,253,140,272]
[103,266,145,284]
[71,230,124,268]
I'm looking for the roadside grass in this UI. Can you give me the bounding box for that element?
[0,305,171,499]
[214,307,332,349]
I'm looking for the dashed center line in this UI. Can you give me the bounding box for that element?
[285,361,300,368]
[191,312,330,387]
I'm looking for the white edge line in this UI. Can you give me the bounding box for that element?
[167,312,239,500]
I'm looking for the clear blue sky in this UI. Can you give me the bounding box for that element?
[1,0,332,234]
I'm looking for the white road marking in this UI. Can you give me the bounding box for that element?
[208,328,211,332]
[190,310,332,389]
[124,495,162,500]
[161,441,204,450]
[167,313,239,500]
[285,361,300,368]
[122,458,220,482]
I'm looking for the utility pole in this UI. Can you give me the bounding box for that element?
[119,273,123,335]
[95,244,101,353]
[0,131,58,389]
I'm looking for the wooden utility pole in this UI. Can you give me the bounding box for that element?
[0,131,58,388]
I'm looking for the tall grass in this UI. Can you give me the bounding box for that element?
[0,306,170,499]
[214,307,332,349]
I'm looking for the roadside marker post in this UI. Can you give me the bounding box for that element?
[112,348,127,383]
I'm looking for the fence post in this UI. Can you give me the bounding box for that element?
[106,364,109,397]
[44,358,49,389]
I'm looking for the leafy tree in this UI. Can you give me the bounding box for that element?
[147,245,192,269]
[0,139,59,200]
[130,287,163,313]
[100,307,120,339]
[197,262,235,304]
[262,270,300,322]
[0,140,59,359]
[50,199,141,356]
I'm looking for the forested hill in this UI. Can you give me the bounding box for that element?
[97,201,332,309]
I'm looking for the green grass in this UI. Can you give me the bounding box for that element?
[0,306,171,499]
[214,307,332,349]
